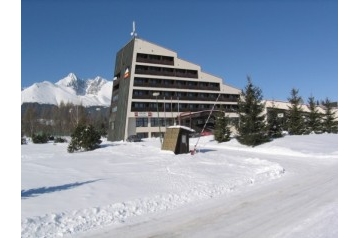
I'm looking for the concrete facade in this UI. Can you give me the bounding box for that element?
[107,37,241,141]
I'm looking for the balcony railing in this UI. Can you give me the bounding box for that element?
[133,81,220,91]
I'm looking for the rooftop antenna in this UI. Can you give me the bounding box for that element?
[130,21,137,38]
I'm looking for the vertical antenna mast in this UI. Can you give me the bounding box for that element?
[130,21,137,38]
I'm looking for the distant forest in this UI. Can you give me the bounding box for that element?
[21,102,109,137]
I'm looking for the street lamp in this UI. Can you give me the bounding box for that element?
[153,92,162,144]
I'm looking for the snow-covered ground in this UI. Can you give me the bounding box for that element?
[21,133,338,238]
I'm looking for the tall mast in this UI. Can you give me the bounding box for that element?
[130,21,137,38]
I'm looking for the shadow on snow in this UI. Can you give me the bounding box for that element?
[195,148,217,153]
[21,179,101,199]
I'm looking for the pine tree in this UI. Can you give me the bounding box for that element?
[286,88,305,135]
[214,109,231,143]
[266,101,283,138]
[32,133,49,144]
[307,96,322,134]
[68,124,102,153]
[321,98,338,133]
[236,76,270,146]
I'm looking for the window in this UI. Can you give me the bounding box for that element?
[137,53,148,60]
[133,90,145,96]
[162,68,174,76]
[132,102,148,111]
[151,118,159,127]
[149,79,161,85]
[149,103,156,109]
[134,77,145,84]
[136,118,148,127]
[150,118,165,127]
[149,66,161,72]
[149,54,161,61]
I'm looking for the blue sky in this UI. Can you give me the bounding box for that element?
[21,0,338,102]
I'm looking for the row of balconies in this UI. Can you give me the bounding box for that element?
[136,57,174,66]
[133,80,220,91]
[136,53,175,66]
[131,93,237,102]
[130,103,237,113]
[135,65,198,79]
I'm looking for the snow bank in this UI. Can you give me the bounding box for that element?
[21,134,337,237]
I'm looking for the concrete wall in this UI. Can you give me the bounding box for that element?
[108,39,135,141]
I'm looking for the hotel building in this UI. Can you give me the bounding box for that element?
[107,37,241,141]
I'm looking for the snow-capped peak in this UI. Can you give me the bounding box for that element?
[56,73,78,87]
[55,73,87,95]
[22,73,113,107]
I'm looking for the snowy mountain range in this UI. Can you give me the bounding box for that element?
[21,73,112,107]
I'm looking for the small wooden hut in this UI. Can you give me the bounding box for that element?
[161,125,195,154]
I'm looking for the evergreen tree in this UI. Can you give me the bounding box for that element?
[266,101,283,138]
[307,96,322,134]
[214,109,231,143]
[68,124,102,153]
[236,76,270,146]
[286,88,305,135]
[321,98,338,133]
[31,133,49,144]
